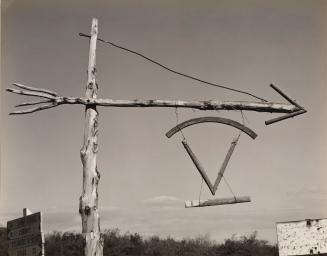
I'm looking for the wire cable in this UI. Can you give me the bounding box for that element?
[79,33,268,102]
[198,178,204,203]
[174,107,186,141]
[222,176,237,200]
[220,111,245,199]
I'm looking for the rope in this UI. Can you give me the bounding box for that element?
[173,107,204,202]
[174,107,186,141]
[172,106,249,201]
[198,178,204,203]
[79,33,268,102]
[240,110,249,125]
[220,110,246,199]
[222,176,237,200]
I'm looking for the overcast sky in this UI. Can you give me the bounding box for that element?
[1,0,327,243]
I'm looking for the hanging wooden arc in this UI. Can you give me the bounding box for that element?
[166,116,256,207]
[166,116,257,139]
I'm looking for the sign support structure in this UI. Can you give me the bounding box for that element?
[6,18,307,256]
[78,18,103,255]
[7,209,44,256]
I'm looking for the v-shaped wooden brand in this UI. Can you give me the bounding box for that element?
[166,116,257,195]
[182,137,239,196]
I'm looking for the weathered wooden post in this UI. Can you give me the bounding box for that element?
[78,18,103,255]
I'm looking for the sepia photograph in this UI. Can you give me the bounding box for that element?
[1,0,327,255]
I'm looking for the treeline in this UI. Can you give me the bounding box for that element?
[0,227,278,256]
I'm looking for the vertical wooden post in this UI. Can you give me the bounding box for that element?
[79,18,103,256]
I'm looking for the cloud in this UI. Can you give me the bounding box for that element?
[286,186,327,199]
[100,205,122,212]
[98,198,279,242]
[0,203,281,243]
[0,211,21,227]
[282,186,327,214]
[5,196,321,243]
[142,195,183,206]
[43,211,80,233]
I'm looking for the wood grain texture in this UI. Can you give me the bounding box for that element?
[213,137,239,192]
[182,140,215,195]
[78,18,103,256]
[185,196,251,208]
[182,136,240,196]
[166,117,258,139]
[265,109,307,125]
[7,85,302,116]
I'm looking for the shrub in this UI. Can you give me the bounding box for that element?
[0,227,278,256]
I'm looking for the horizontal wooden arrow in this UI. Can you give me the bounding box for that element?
[6,83,303,117]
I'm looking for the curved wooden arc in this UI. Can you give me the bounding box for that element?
[166,117,257,139]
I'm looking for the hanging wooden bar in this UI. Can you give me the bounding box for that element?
[265,109,306,125]
[182,140,215,195]
[213,137,239,192]
[185,196,251,208]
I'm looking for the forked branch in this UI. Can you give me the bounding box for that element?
[13,83,58,97]
[7,84,59,115]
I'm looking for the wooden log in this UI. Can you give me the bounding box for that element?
[213,137,239,192]
[166,117,257,139]
[182,140,215,195]
[7,83,302,115]
[79,18,103,256]
[185,196,251,208]
[265,109,307,125]
[53,98,299,113]
[270,84,303,109]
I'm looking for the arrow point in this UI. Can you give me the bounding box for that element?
[265,109,307,125]
[265,84,306,125]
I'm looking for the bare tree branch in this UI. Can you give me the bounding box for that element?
[9,103,59,115]
[13,83,58,97]
[15,99,53,107]
[6,88,56,100]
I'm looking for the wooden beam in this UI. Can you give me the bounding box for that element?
[270,84,303,109]
[182,140,215,195]
[185,196,251,208]
[7,85,302,115]
[265,109,307,125]
[79,18,103,256]
[213,137,239,192]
